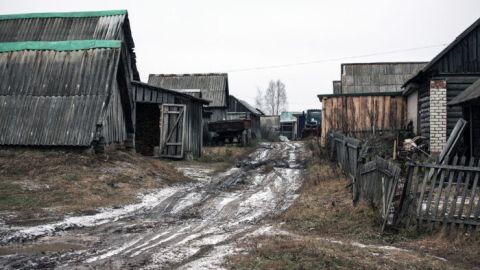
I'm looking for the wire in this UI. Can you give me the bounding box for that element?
[222,43,448,73]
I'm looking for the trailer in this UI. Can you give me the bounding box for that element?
[208,119,252,146]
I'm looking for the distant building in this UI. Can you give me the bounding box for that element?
[227,95,264,139]
[148,73,229,122]
[280,112,300,140]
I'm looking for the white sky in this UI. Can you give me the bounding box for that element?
[1,0,480,111]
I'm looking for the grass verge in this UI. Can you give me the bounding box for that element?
[0,149,187,226]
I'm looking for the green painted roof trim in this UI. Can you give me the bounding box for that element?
[0,10,127,20]
[0,40,121,52]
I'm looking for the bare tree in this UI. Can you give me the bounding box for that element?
[255,88,263,110]
[262,79,288,115]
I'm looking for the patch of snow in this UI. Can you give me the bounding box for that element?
[1,186,185,244]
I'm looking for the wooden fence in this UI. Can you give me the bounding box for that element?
[399,156,480,230]
[328,131,362,179]
[354,157,401,230]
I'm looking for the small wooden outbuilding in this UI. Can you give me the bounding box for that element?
[227,95,264,138]
[132,81,209,159]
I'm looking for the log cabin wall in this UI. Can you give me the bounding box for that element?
[321,94,407,138]
[405,18,480,144]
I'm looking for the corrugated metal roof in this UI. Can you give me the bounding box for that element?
[0,10,127,20]
[148,73,229,107]
[340,62,427,94]
[0,45,121,146]
[0,10,139,80]
[449,78,480,106]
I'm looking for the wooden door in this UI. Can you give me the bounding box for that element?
[159,104,186,159]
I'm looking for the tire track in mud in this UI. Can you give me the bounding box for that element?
[0,142,305,269]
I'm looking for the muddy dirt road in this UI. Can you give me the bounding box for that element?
[0,142,305,269]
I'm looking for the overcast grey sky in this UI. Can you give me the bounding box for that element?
[1,0,480,111]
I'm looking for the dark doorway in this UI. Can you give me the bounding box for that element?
[135,103,160,155]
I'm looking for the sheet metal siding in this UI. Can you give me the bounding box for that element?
[0,14,139,80]
[148,74,228,107]
[0,48,121,146]
[341,63,426,94]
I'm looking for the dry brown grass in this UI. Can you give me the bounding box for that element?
[227,138,480,270]
[0,148,187,225]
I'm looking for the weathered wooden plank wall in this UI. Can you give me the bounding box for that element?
[321,95,407,138]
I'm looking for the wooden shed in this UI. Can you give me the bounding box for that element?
[0,40,132,147]
[318,93,407,138]
[403,17,480,153]
[132,81,209,159]
[227,95,264,138]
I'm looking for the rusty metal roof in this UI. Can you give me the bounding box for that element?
[148,73,229,108]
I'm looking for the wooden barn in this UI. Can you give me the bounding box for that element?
[132,81,209,159]
[0,10,140,146]
[227,95,264,138]
[403,17,480,154]
[0,10,209,159]
[0,40,132,147]
[319,62,426,139]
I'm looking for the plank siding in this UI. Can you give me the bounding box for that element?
[0,46,133,146]
[132,81,206,158]
[321,95,407,136]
